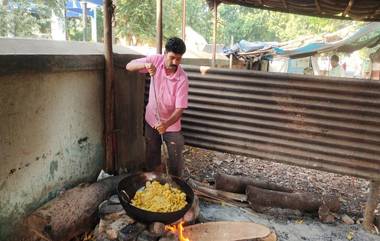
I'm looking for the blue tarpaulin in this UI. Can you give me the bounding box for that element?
[226,23,380,59]
[66,0,103,18]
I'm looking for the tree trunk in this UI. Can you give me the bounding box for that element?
[215,173,292,193]
[246,185,340,213]
[22,175,127,241]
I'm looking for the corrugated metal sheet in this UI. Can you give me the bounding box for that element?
[180,66,380,181]
[208,0,380,22]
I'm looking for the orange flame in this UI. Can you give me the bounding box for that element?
[165,221,190,241]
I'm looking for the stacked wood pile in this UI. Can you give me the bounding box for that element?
[188,173,341,223]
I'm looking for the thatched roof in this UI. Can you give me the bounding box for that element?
[207,0,380,22]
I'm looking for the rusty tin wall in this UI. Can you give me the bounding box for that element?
[181,66,380,181]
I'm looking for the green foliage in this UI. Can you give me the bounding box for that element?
[217,4,351,44]
[0,0,370,50]
[0,0,51,37]
[113,0,213,44]
[113,0,353,46]
[185,0,212,42]
[114,0,156,45]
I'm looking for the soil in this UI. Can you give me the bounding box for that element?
[183,145,380,241]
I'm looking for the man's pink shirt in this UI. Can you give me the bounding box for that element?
[129,54,189,132]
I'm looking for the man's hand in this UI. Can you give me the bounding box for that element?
[154,121,168,134]
[145,63,157,76]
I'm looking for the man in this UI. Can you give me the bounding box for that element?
[329,55,345,78]
[126,37,188,177]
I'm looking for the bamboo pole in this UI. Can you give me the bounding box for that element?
[103,0,115,173]
[182,0,186,40]
[156,0,163,54]
[211,0,217,67]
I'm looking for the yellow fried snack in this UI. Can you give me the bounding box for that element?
[131,181,187,212]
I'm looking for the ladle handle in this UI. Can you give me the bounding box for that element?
[121,190,131,202]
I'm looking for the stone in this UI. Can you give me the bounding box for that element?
[99,200,125,218]
[356,218,363,224]
[97,232,112,241]
[341,214,355,225]
[212,159,222,165]
[159,232,179,241]
[183,195,200,224]
[318,205,335,224]
[109,218,135,233]
[136,230,157,241]
[104,211,129,221]
[99,219,108,234]
[148,222,166,236]
[375,215,380,230]
[118,223,146,241]
[158,238,178,241]
[109,195,121,204]
[106,229,118,240]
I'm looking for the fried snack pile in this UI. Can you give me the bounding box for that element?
[131,181,187,212]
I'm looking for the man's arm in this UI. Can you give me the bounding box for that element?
[126,61,156,76]
[126,61,146,72]
[155,108,184,134]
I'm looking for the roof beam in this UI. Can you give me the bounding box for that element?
[315,0,321,14]
[343,0,354,17]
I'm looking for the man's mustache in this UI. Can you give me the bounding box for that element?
[169,64,178,68]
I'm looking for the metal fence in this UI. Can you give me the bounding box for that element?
[179,66,380,181]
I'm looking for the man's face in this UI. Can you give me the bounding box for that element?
[331,59,338,68]
[164,51,183,72]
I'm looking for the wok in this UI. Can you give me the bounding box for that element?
[117,172,194,224]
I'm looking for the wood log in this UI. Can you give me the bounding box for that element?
[246,185,340,213]
[188,178,247,203]
[22,174,128,241]
[183,221,277,241]
[215,173,292,194]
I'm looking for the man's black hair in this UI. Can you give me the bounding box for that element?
[331,55,339,62]
[165,37,186,55]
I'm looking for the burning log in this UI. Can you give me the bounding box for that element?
[246,185,340,213]
[22,175,127,241]
[215,173,293,193]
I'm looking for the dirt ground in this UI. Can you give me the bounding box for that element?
[183,145,380,241]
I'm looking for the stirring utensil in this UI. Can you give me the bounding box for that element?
[150,74,177,186]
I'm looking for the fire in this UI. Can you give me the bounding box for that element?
[165,221,190,241]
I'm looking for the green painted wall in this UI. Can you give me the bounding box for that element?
[0,70,105,238]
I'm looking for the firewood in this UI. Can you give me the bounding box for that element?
[246,185,340,213]
[187,178,247,203]
[215,173,292,194]
[22,174,128,241]
[183,221,276,241]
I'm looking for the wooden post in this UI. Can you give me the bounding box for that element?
[229,36,234,69]
[363,180,380,231]
[156,0,163,54]
[103,0,115,173]
[82,1,87,41]
[211,0,217,67]
[182,0,186,40]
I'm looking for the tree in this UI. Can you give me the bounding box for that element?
[186,0,213,43]
[114,0,156,45]
[217,4,350,45]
